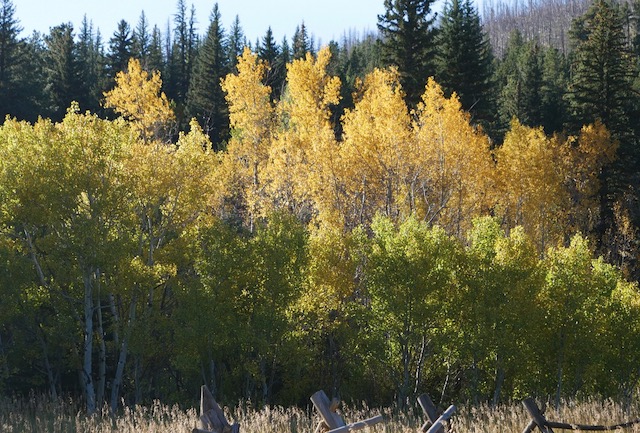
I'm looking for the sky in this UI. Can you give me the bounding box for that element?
[15,0,390,47]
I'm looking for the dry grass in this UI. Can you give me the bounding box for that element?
[3,394,640,432]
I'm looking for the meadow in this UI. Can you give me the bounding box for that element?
[3,394,640,433]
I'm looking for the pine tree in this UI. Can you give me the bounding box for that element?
[292,22,311,59]
[185,3,228,149]
[279,36,291,66]
[271,36,291,99]
[132,11,151,68]
[568,0,634,137]
[540,47,568,135]
[0,0,23,118]
[436,0,495,127]
[258,26,278,66]
[169,0,197,104]
[76,16,105,114]
[377,0,438,107]
[11,32,47,121]
[147,25,164,74]
[495,31,543,134]
[258,27,285,100]
[228,15,245,71]
[44,23,81,120]
[107,20,133,81]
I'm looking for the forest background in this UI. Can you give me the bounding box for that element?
[1,0,640,416]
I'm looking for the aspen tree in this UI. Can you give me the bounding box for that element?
[340,67,412,228]
[495,119,566,250]
[268,46,341,225]
[413,77,494,237]
[221,47,274,229]
[103,57,175,143]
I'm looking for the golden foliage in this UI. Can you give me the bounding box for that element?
[412,78,494,236]
[564,120,618,235]
[495,119,567,250]
[340,67,412,228]
[221,48,275,228]
[103,58,175,143]
[494,118,618,250]
[265,46,342,224]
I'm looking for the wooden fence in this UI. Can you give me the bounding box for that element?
[192,385,239,433]
[310,390,383,433]
[417,393,456,433]
[191,386,457,433]
[522,398,640,433]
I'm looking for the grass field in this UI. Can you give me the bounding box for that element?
[3,394,640,432]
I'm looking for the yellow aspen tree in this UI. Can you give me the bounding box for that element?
[103,58,175,143]
[267,47,341,225]
[220,47,275,229]
[495,119,567,251]
[563,120,617,236]
[124,118,214,249]
[412,78,494,237]
[340,67,412,229]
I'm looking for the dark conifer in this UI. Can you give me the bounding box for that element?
[436,0,495,126]
[567,0,634,137]
[169,0,197,103]
[132,11,151,68]
[185,3,228,149]
[107,20,133,81]
[147,25,165,75]
[44,23,81,120]
[76,16,105,113]
[495,31,543,133]
[292,22,311,59]
[227,15,245,72]
[568,0,639,253]
[0,0,24,118]
[377,0,438,107]
[540,47,568,135]
[258,27,285,100]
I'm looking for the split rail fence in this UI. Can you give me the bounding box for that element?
[522,398,640,433]
[191,385,460,433]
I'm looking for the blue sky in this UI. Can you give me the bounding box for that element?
[16,0,392,46]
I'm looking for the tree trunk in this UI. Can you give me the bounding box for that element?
[399,335,411,408]
[440,360,451,402]
[0,333,9,382]
[82,269,96,414]
[414,335,428,394]
[260,358,268,403]
[96,296,106,409]
[555,331,565,409]
[134,356,142,404]
[471,354,479,405]
[35,324,58,399]
[108,293,120,346]
[209,358,216,397]
[492,364,505,406]
[110,294,137,413]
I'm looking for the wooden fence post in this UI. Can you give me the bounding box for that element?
[522,398,553,433]
[193,385,240,433]
[417,394,445,433]
[425,405,456,433]
[310,390,383,433]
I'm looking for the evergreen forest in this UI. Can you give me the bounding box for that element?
[1,0,640,415]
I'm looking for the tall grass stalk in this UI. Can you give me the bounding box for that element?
[3,394,640,432]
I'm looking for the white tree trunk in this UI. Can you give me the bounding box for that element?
[82,270,96,414]
[110,294,137,413]
[96,296,106,409]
